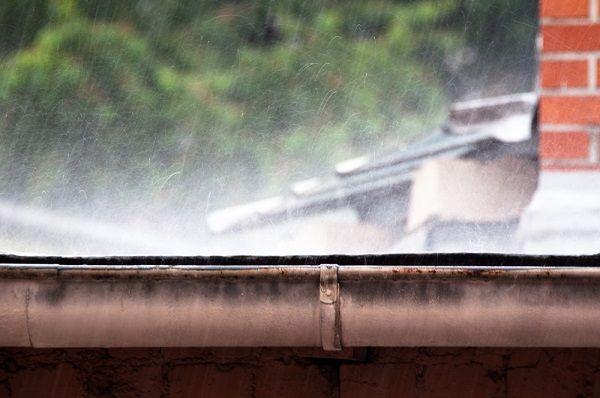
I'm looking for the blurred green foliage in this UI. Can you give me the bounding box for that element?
[0,0,537,214]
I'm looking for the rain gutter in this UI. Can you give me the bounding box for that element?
[1,253,600,348]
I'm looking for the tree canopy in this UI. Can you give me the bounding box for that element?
[0,0,537,222]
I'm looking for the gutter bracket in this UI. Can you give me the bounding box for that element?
[320,264,342,351]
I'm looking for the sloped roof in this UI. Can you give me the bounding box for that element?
[208,93,537,234]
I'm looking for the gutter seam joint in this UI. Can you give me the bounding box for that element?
[320,264,342,351]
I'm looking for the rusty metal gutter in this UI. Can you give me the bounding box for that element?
[1,254,600,348]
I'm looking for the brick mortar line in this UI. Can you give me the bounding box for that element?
[541,18,596,25]
[593,0,599,22]
[541,164,600,171]
[590,130,599,162]
[541,159,598,165]
[540,124,598,132]
[541,88,600,95]
[590,55,598,89]
[542,52,600,60]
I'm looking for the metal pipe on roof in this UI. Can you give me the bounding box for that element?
[2,264,600,348]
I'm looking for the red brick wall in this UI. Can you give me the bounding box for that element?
[539,0,600,170]
[2,348,600,398]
